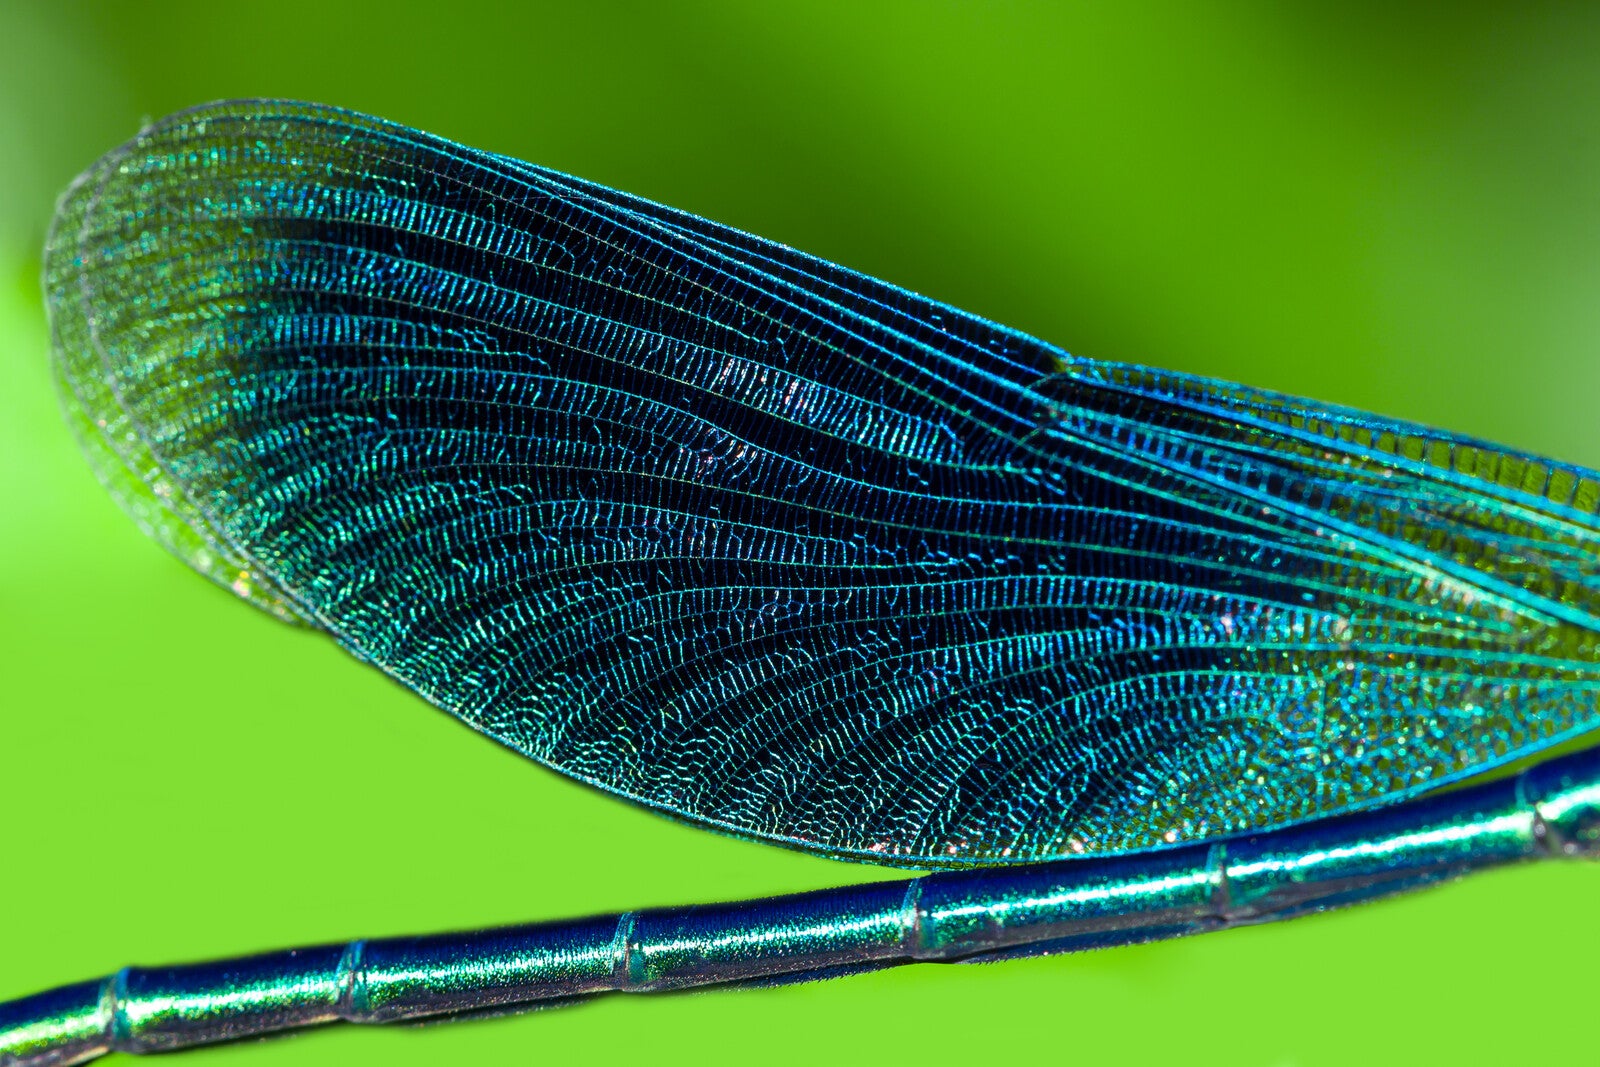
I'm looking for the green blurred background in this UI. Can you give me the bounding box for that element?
[3,3,1598,1064]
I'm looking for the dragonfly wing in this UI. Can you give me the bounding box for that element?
[44,101,1600,864]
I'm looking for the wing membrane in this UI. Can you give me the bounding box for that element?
[45,101,1600,864]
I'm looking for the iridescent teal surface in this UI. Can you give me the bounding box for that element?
[5,745,1599,1063]
[42,102,1600,865]
[8,100,1600,1063]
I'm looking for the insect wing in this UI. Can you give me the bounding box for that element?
[44,101,1600,866]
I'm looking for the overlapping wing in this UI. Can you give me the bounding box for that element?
[45,101,1600,864]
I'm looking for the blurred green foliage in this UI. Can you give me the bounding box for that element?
[3,4,1597,1065]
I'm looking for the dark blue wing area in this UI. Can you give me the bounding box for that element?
[45,100,1600,864]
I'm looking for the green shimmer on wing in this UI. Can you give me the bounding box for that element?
[43,102,1600,870]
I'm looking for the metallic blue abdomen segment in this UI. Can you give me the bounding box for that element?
[45,102,1600,864]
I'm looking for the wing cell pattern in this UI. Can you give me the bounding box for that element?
[45,101,1600,864]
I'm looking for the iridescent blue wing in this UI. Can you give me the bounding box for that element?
[45,100,1600,865]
